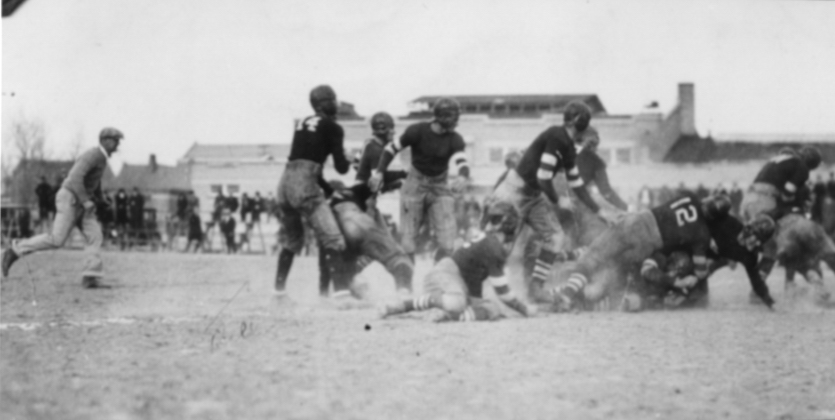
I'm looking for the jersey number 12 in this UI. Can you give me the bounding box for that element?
[669,196,698,227]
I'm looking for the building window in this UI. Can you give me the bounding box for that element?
[465,104,477,112]
[479,104,491,112]
[597,149,612,165]
[509,105,520,113]
[616,148,631,165]
[489,147,504,163]
[538,104,551,111]
[494,104,506,113]
[210,184,222,194]
[523,104,536,112]
[226,184,240,194]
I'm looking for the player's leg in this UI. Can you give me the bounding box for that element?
[77,208,105,288]
[5,189,78,277]
[524,194,566,297]
[379,258,467,318]
[428,187,457,262]
[398,175,426,261]
[274,206,304,295]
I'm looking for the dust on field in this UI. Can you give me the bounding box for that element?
[2,250,835,420]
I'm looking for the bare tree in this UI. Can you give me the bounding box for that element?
[12,117,48,162]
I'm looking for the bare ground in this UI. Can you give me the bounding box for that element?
[2,250,835,420]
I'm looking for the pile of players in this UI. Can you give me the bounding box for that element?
[271,84,834,321]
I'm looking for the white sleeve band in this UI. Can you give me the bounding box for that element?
[450,151,469,172]
[568,178,584,188]
[541,153,558,166]
[568,167,579,177]
[784,182,796,193]
[489,275,509,288]
[537,168,554,180]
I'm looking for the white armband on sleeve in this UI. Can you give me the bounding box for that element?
[450,151,469,174]
[784,182,796,193]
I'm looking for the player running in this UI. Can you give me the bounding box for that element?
[741,146,822,222]
[2,128,123,288]
[368,98,470,263]
[378,202,535,322]
[486,101,612,297]
[549,192,728,311]
[273,85,353,304]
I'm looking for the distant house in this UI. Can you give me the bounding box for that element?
[105,154,191,220]
[4,158,116,208]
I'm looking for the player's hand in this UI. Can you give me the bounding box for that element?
[368,172,383,193]
[82,200,96,215]
[673,275,698,289]
[450,176,469,194]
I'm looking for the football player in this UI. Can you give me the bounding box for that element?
[273,85,353,304]
[316,181,414,304]
[549,192,726,311]
[379,202,535,322]
[354,112,407,220]
[637,251,707,310]
[741,146,822,222]
[486,102,613,298]
[368,98,470,263]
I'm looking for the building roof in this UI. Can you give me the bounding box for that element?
[405,94,607,118]
[179,143,291,163]
[107,160,191,192]
[713,132,835,143]
[664,135,835,163]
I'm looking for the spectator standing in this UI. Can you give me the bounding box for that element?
[212,191,225,223]
[827,171,835,200]
[219,208,237,254]
[252,191,264,224]
[34,176,54,231]
[183,206,204,253]
[129,187,145,233]
[240,192,251,224]
[226,192,239,214]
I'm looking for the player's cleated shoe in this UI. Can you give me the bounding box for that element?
[377,300,408,318]
[2,248,19,278]
[82,276,110,289]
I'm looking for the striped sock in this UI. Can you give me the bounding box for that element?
[457,306,491,322]
[532,250,557,285]
[562,273,588,299]
[405,294,435,311]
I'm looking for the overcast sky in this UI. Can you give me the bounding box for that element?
[2,0,834,168]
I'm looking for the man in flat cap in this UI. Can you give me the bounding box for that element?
[2,127,123,288]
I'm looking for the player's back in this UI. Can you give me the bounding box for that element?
[753,154,808,192]
[650,192,711,250]
[451,233,508,298]
[288,115,345,166]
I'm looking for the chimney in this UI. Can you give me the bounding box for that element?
[678,83,696,135]
[149,154,158,173]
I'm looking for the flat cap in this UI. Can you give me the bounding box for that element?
[99,127,124,141]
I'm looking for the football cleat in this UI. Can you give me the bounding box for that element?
[2,248,19,277]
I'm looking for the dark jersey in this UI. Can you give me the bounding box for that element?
[576,148,628,210]
[650,192,711,256]
[753,154,810,197]
[451,233,508,298]
[515,126,582,191]
[356,137,386,182]
[288,115,350,174]
[706,214,773,305]
[396,122,465,177]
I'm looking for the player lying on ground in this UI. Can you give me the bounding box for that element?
[316,180,413,304]
[546,192,729,312]
[379,202,536,322]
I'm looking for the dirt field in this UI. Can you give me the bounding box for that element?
[2,250,835,420]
